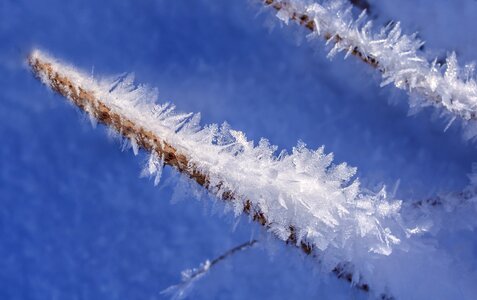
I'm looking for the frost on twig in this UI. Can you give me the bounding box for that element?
[161,240,258,300]
[29,49,409,297]
[263,0,477,137]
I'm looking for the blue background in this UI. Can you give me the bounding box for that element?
[1,0,476,299]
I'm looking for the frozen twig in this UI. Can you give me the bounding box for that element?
[29,49,408,298]
[263,0,477,135]
[161,240,258,300]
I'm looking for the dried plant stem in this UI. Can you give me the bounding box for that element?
[29,53,388,298]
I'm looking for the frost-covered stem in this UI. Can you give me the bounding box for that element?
[162,240,258,300]
[28,53,308,253]
[28,55,272,236]
[263,0,477,124]
[28,53,301,250]
[29,51,396,298]
[28,56,208,187]
[264,0,379,68]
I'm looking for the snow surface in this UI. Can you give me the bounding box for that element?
[1,0,477,299]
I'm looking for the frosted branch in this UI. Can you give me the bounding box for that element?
[30,49,441,299]
[263,0,477,136]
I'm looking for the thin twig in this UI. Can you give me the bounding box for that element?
[161,240,258,300]
[209,240,259,268]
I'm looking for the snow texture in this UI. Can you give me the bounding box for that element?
[271,0,477,138]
